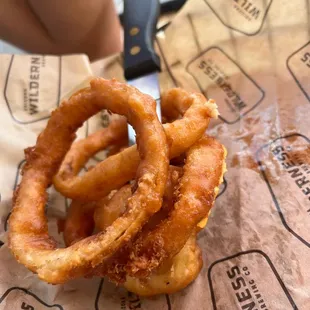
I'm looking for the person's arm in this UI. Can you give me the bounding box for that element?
[0,0,122,60]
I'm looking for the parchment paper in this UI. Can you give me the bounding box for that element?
[1,0,310,309]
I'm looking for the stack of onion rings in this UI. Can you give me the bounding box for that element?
[8,78,226,297]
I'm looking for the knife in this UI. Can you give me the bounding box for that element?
[123,0,161,145]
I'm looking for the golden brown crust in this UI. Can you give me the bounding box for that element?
[54,116,127,186]
[65,166,183,247]
[63,199,97,246]
[87,136,226,285]
[161,88,218,122]
[51,88,221,291]
[8,78,169,284]
[53,89,218,201]
[8,81,225,297]
[94,184,132,232]
[124,235,202,296]
[126,135,226,278]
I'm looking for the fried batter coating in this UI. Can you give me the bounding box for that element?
[126,136,226,278]
[9,80,225,297]
[94,184,132,231]
[124,235,202,296]
[8,78,169,284]
[53,89,218,201]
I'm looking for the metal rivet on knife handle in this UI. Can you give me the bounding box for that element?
[130,27,140,36]
[130,46,141,55]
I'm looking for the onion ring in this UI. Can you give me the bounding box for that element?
[102,166,203,296]
[65,166,182,246]
[55,115,127,185]
[8,78,169,284]
[96,135,226,281]
[126,135,226,277]
[123,234,202,296]
[62,117,129,246]
[76,165,201,296]
[161,88,198,122]
[61,92,223,283]
[53,89,218,201]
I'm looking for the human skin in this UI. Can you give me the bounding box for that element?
[0,0,122,60]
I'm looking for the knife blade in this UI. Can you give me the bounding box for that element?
[123,0,161,145]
